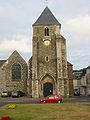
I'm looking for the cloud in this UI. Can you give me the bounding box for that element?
[64,15,90,37]
[62,14,90,69]
[0,35,32,53]
[68,49,90,70]
[62,14,90,50]
[0,0,90,69]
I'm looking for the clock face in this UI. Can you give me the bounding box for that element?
[44,40,50,46]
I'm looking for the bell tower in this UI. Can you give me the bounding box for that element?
[31,7,69,98]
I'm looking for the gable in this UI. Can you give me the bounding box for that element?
[0,60,7,68]
[7,50,27,65]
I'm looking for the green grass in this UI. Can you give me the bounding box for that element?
[0,103,90,120]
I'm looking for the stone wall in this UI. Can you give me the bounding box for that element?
[0,67,6,96]
[67,64,73,97]
[32,25,60,97]
[32,24,70,98]
[27,57,32,97]
[0,51,28,96]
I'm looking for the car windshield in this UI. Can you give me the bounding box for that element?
[54,95,58,98]
[46,95,54,98]
[12,91,17,93]
[3,92,7,93]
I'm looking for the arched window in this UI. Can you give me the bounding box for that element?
[45,56,49,62]
[45,27,49,36]
[12,63,21,80]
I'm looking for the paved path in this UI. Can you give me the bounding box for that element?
[0,97,40,108]
[63,96,90,103]
[0,102,7,108]
[0,96,90,108]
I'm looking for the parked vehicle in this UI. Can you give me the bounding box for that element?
[12,91,18,97]
[41,94,62,103]
[89,89,90,96]
[1,91,11,97]
[12,91,25,97]
[17,91,25,97]
[74,88,80,96]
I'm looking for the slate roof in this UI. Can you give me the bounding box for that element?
[67,61,73,66]
[33,7,60,25]
[0,60,7,68]
[86,65,90,69]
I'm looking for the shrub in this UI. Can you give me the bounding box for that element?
[8,104,16,109]
[2,116,11,120]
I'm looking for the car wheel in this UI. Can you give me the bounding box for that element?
[58,100,61,103]
[43,100,46,103]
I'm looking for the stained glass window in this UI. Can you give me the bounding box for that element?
[12,63,21,80]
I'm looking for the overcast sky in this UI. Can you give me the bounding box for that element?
[0,0,90,70]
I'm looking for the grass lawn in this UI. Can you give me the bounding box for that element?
[0,103,90,120]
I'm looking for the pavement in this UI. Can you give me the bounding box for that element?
[63,95,90,103]
[0,96,90,108]
[0,97,40,108]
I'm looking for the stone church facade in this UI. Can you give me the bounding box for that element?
[0,7,73,98]
[0,51,27,95]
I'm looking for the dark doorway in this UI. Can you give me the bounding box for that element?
[43,83,53,97]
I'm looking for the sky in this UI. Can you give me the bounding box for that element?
[0,0,90,70]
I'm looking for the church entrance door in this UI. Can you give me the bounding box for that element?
[43,83,53,97]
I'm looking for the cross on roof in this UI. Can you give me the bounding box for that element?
[46,0,48,6]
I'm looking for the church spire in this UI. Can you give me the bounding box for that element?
[33,7,61,26]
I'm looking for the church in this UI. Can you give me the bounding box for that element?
[0,7,73,98]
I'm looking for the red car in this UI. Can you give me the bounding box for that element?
[41,94,62,103]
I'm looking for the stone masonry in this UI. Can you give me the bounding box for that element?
[0,7,73,98]
[0,51,27,95]
[30,7,71,98]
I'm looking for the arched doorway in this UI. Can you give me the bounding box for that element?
[43,83,53,97]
